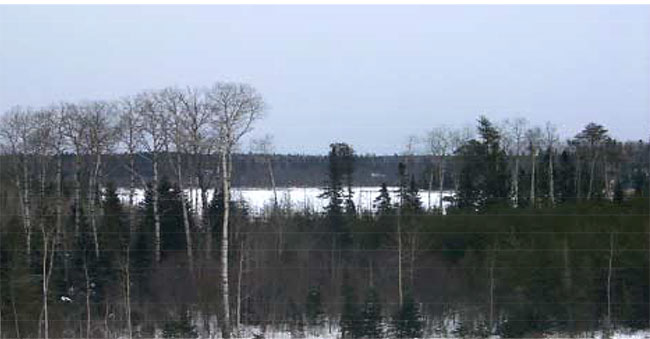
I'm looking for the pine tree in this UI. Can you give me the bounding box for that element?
[393,293,423,339]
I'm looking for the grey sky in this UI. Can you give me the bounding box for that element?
[1,5,648,154]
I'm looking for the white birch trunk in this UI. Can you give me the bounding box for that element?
[153,152,162,264]
[177,151,194,272]
[220,150,232,338]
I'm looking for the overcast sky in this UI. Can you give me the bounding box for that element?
[1,5,648,154]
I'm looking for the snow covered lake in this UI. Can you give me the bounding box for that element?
[115,187,454,215]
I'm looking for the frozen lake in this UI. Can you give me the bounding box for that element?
[115,186,454,215]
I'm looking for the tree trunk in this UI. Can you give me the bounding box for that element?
[11,285,21,339]
[267,157,277,207]
[236,239,244,330]
[409,233,416,288]
[397,202,403,307]
[587,154,597,200]
[220,150,232,339]
[84,260,92,339]
[123,250,133,339]
[129,152,136,242]
[576,153,582,202]
[153,152,162,264]
[488,246,495,332]
[199,173,211,261]
[427,161,434,211]
[513,156,520,207]
[89,153,101,259]
[530,150,536,207]
[549,149,555,205]
[604,158,611,200]
[18,155,32,257]
[41,232,50,339]
[606,232,615,331]
[439,155,445,212]
[177,152,194,273]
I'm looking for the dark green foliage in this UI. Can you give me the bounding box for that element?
[306,286,324,327]
[340,282,361,339]
[360,288,383,339]
[373,183,392,214]
[1,116,649,339]
[287,299,305,338]
[320,142,356,247]
[392,293,423,339]
[455,117,510,211]
[162,308,198,338]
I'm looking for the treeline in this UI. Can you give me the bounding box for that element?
[0,153,442,189]
[0,82,649,338]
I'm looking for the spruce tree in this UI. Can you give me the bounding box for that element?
[393,293,423,339]
[306,286,324,327]
[373,183,392,215]
[360,288,383,339]
[340,282,361,338]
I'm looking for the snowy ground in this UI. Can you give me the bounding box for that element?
[114,186,454,215]
[119,326,650,339]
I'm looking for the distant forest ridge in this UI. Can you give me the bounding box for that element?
[8,152,450,188]
[2,140,649,189]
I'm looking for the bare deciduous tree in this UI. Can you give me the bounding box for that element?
[206,82,265,338]
[0,107,35,255]
[138,92,168,264]
[526,126,543,207]
[424,127,452,212]
[160,87,195,273]
[544,122,559,205]
[81,101,116,258]
[504,118,528,207]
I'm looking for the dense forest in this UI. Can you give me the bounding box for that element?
[0,82,649,339]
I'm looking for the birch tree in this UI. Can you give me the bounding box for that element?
[206,82,265,338]
[250,134,277,207]
[543,122,559,205]
[504,118,528,207]
[137,92,168,264]
[81,101,116,259]
[160,87,195,272]
[424,127,451,212]
[118,97,145,243]
[179,87,218,259]
[575,123,609,200]
[526,126,542,207]
[62,103,88,238]
[0,107,35,256]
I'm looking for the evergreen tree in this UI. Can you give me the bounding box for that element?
[456,117,510,211]
[306,286,325,327]
[373,183,392,215]
[360,288,383,339]
[556,150,576,203]
[393,293,423,339]
[162,307,198,338]
[340,282,362,338]
[287,299,305,338]
[401,175,423,214]
[320,142,356,247]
